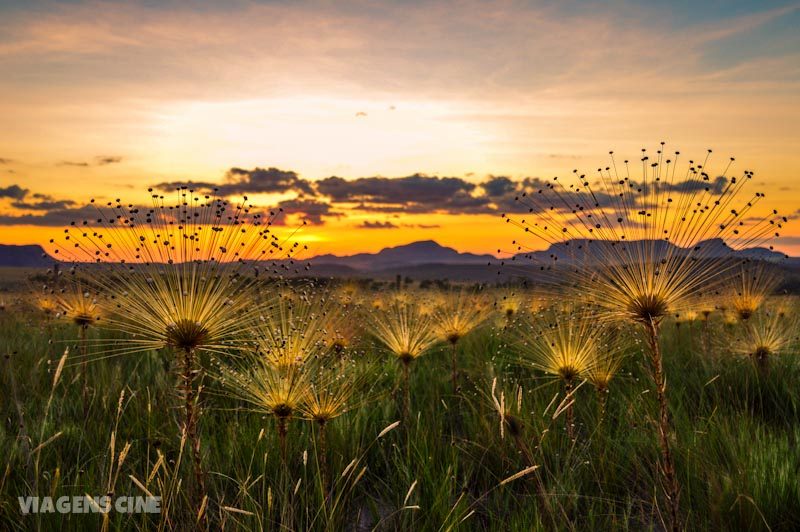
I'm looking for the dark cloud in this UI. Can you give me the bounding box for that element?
[317,173,475,206]
[151,168,535,215]
[0,184,28,199]
[359,220,399,229]
[223,167,314,196]
[0,204,100,226]
[0,158,13,165]
[478,175,558,214]
[154,167,315,196]
[151,180,219,192]
[58,161,90,167]
[12,199,76,211]
[1,168,738,229]
[96,156,123,165]
[481,175,517,197]
[276,198,340,225]
[664,175,728,194]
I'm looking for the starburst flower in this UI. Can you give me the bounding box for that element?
[502,145,786,530]
[505,147,785,326]
[517,310,600,382]
[729,310,798,373]
[496,290,521,318]
[433,288,487,395]
[56,282,101,328]
[434,289,487,345]
[726,261,781,321]
[220,359,311,460]
[300,360,369,495]
[372,300,439,366]
[55,281,102,414]
[34,289,59,318]
[254,294,332,370]
[584,339,628,419]
[516,307,621,438]
[371,300,439,423]
[49,186,309,509]
[322,307,362,355]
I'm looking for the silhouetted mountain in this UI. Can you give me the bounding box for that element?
[312,240,494,271]
[511,237,787,265]
[0,240,791,285]
[0,244,55,267]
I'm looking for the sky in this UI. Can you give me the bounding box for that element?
[1,0,799,257]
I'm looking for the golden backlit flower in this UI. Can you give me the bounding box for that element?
[371,300,439,365]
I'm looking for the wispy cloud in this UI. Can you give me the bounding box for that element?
[57,156,123,168]
[359,220,398,229]
[96,155,122,165]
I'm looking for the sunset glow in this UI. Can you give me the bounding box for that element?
[1,1,799,256]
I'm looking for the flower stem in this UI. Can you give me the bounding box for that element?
[564,378,575,441]
[79,324,89,417]
[643,319,680,532]
[277,416,288,464]
[450,341,459,397]
[318,421,329,503]
[181,347,207,526]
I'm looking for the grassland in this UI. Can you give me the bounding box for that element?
[0,283,799,531]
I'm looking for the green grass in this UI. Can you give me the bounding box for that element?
[1,303,799,531]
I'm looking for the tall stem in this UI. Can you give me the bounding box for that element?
[450,341,459,396]
[450,340,464,438]
[643,319,680,532]
[79,324,89,417]
[318,421,329,502]
[754,351,770,375]
[181,347,207,525]
[277,416,288,464]
[564,378,575,441]
[401,359,412,462]
[402,359,411,426]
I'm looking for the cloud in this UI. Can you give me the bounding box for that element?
[359,220,398,229]
[223,167,314,196]
[151,179,219,192]
[664,175,728,194]
[0,204,100,226]
[154,167,314,196]
[0,158,13,164]
[149,169,594,216]
[12,199,76,210]
[356,220,443,229]
[0,184,28,199]
[317,173,475,205]
[275,198,339,225]
[57,156,124,168]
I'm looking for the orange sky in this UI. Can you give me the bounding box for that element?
[1,1,799,256]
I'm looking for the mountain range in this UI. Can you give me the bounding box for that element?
[0,240,795,282]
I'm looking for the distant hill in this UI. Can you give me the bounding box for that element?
[0,244,55,268]
[511,237,787,265]
[312,240,494,271]
[0,240,793,284]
